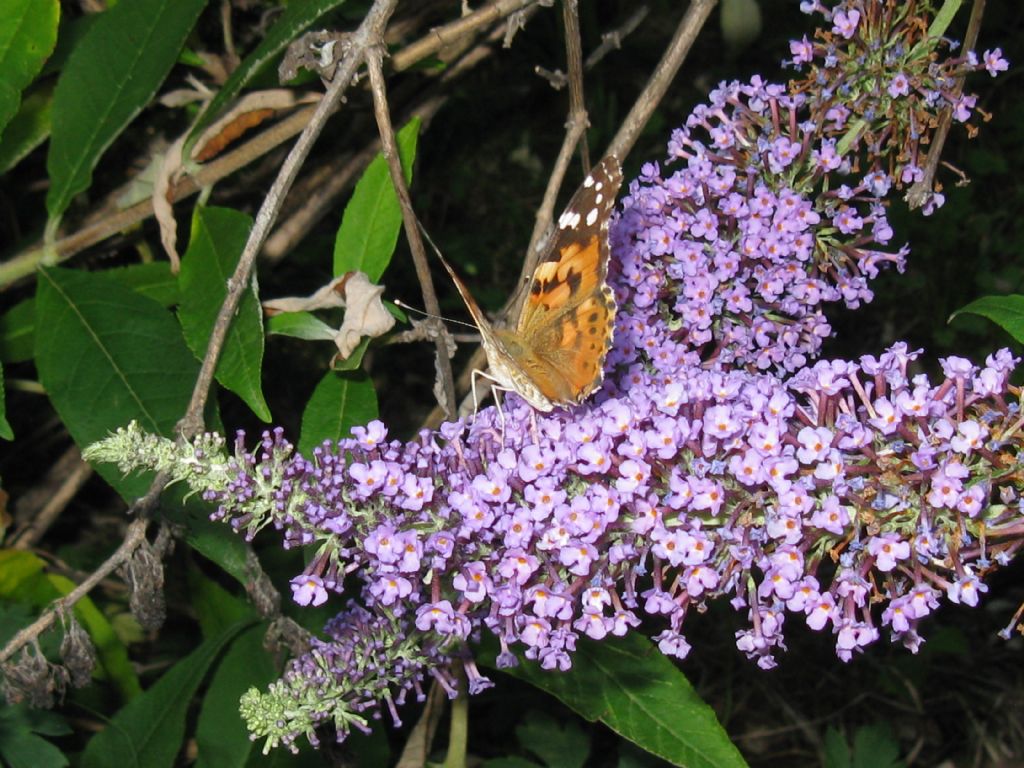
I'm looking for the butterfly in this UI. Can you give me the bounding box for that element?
[437,155,623,413]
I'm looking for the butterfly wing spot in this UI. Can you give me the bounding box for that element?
[530,267,581,311]
[583,174,595,188]
[558,210,582,230]
[586,207,599,227]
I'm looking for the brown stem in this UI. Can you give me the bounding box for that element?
[391,0,539,73]
[366,45,457,417]
[907,0,986,210]
[0,511,150,664]
[608,0,717,162]
[585,6,649,69]
[177,0,400,438]
[0,0,544,290]
[0,106,316,289]
[264,94,447,262]
[514,0,592,314]
[563,0,590,173]
[9,447,93,550]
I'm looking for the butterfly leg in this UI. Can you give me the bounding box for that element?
[528,408,541,445]
[468,368,508,440]
[469,368,486,416]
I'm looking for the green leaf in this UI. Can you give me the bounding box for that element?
[333,118,420,281]
[298,370,378,455]
[195,624,277,768]
[1,263,179,365]
[183,0,349,160]
[0,298,33,363]
[162,491,251,588]
[266,311,337,342]
[823,728,851,768]
[927,0,964,40]
[110,262,181,306]
[851,724,903,768]
[0,550,141,700]
[188,565,256,640]
[517,711,589,768]
[81,619,250,768]
[0,80,53,175]
[45,0,207,226]
[0,0,59,140]
[330,336,369,371]
[35,267,200,499]
[0,704,71,768]
[179,207,270,422]
[951,294,1024,343]
[0,361,11,439]
[491,634,747,768]
[0,549,45,593]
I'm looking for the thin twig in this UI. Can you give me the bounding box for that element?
[366,46,457,417]
[562,0,590,173]
[907,0,986,210]
[516,116,589,302]
[0,0,544,289]
[0,106,317,288]
[0,511,151,664]
[585,6,648,69]
[220,0,240,71]
[391,0,539,73]
[10,449,93,551]
[608,0,717,162]
[265,94,447,262]
[178,0,401,438]
[518,0,591,298]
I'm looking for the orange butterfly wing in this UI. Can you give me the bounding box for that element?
[505,155,623,404]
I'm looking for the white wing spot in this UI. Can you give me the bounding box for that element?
[586,207,599,226]
[559,210,581,229]
[594,193,604,205]
[583,175,595,188]
[594,181,604,192]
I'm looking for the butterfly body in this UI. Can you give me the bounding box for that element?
[440,156,623,413]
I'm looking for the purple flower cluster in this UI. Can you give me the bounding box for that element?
[239,604,466,751]
[608,77,908,376]
[84,2,1017,751]
[791,0,1008,212]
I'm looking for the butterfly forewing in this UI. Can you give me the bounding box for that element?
[521,156,623,324]
[515,156,623,404]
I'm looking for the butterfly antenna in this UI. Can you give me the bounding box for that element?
[393,299,477,330]
[415,218,466,284]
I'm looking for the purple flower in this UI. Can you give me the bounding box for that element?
[982,48,1009,76]
[290,574,328,607]
[832,9,860,39]
[790,35,814,65]
[947,572,988,606]
[888,71,910,97]
[867,534,911,572]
